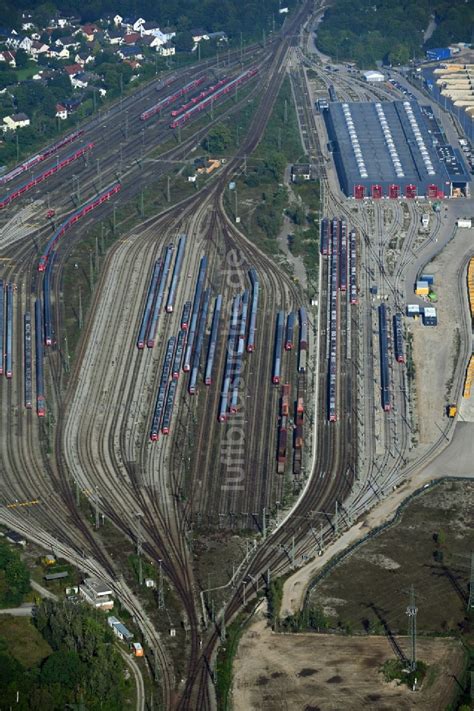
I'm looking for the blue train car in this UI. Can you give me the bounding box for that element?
[247,269,259,352]
[5,283,13,378]
[137,259,161,349]
[24,312,32,408]
[35,299,46,417]
[393,313,405,363]
[272,311,285,384]
[378,304,391,412]
[205,295,222,385]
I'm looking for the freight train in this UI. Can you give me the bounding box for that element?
[272,311,285,384]
[0,129,84,185]
[349,229,358,305]
[320,217,330,256]
[5,283,13,378]
[0,143,94,210]
[183,256,207,372]
[189,289,210,394]
[38,182,121,271]
[147,245,174,348]
[247,268,259,352]
[137,260,162,349]
[0,280,3,375]
[170,68,258,129]
[205,294,222,385]
[140,77,206,121]
[328,219,339,421]
[393,313,405,363]
[24,313,32,408]
[35,299,46,417]
[166,235,186,313]
[378,303,392,411]
[298,307,308,373]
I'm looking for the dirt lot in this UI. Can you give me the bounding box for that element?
[307,480,472,635]
[232,611,465,711]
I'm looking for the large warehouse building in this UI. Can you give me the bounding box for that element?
[324,100,469,199]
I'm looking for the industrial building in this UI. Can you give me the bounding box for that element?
[324,100,469,198]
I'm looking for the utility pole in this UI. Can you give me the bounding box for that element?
[89,251,94,290]
[78,286,83,329]
[284,99,288,124]
[94,486,100,529]
[167,176,171,203]
[468,552,474,610]
[96,158,102,189]
[262,507,266,540]
[113,205,117,233]
[291,535,295,568]
[278,127,282,151]
[234,186,238,221]
[240,32,243,64]
[101,224,105,255]
[334,501,339,535]
[406,584,417,673]
[140,190,144,218]
[64,335,70,374]
[135,513,144,586]
[158,559,165,609]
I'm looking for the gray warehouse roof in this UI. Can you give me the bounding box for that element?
[325,100,455,197]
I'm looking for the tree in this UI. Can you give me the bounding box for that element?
[174,31,194,53]
[15,49,29,70]
[41,651,84,688]
[202,123,232,153]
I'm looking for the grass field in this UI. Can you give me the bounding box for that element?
[0,617,51,668]
[306,480,473,636]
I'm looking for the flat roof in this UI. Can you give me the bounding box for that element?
[326,101,451,187]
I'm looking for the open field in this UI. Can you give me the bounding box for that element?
[232,611,465,711]
[307,480,472,635]
[0,616,52,668]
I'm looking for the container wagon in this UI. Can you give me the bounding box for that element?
[393,313,405,363]
[5,283,13,378]
[35,299,46,417]
[378,304,391,412]
[320,218,330,256]
[38,182,121,271]
[272,311,285,384]
[24,312,32,408]
[189,289,210,394]
[162,379,178,434]
[0,280,3,375]
[281,383,290,416]
[285,312,296,350]
[183,256,207,371]
[277,426,287,474]
[137,259,162,349]
[172,330,186,379]
[349,229,358,305]
[339,220,347,292]
[181,301,191,330]
[166,235,186,313]
[147,245,174,348]
[205,294,222,385]
[247,268,259,352]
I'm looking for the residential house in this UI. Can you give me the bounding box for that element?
[191,29,209,43]
[64,64,82,83]
[3,113,30,131]
[70,71,89,89]
[139,35,163,50]
[21,21,35,31]
[48,46,70,59]
[118,45,143,60]
[3,529,27,545]
[157,41,175,57]
[113,14,123,27]
[80,23,98,42]
[74,50,94,66]
[140,21,162,36]
[55,35,80,50]
[107,29,123,45]
[123,32,141,45]
[291,164,313,182]
[132,18,146,33]
[0,51,16,67]
[56,103,68,119]
[63,97,83,112]
[121,17,145,33]
[30,41,49,58]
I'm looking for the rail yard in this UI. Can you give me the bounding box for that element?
[0,0,473,708]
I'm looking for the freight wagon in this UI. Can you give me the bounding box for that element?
[378,303,392,411]
[247,268,259,352]
[272,311,285,384]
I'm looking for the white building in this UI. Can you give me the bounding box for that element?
[107,616,134,642]
[79,577,114,610]
[3,113,30,131]
[363,70,384,82]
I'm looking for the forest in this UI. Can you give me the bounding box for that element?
[316,0,474,67]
